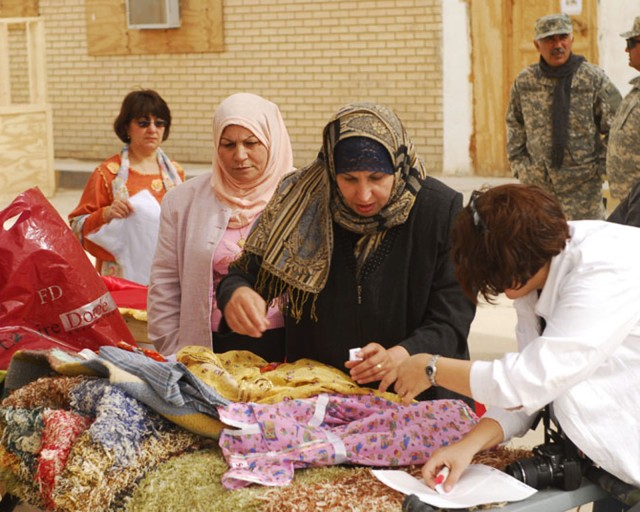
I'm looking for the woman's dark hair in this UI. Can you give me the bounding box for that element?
[113,89,171,143]
[452,184,570,304]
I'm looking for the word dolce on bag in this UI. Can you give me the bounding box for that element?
[34,291,119,337]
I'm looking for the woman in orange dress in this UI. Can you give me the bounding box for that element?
[69,89,184,284]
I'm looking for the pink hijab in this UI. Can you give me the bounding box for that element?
[211,93,294,228]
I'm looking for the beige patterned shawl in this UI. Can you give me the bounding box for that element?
[233,102,428,319]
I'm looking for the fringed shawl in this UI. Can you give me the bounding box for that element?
[232,103,428,319]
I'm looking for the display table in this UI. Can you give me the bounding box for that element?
[481,478,609,511]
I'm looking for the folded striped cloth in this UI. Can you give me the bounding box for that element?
[3,347,229,438]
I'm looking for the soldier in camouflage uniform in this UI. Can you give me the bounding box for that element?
[506,13,622,219]
[607,16,640,201]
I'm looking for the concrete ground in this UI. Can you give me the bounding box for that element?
[3,167,594,511]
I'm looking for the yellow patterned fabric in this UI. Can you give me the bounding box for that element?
[177,346,402,404]
[119,307,147,322]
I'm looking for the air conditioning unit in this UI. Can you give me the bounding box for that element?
[126,0,181,30]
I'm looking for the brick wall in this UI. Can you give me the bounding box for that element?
[41,0,443,171]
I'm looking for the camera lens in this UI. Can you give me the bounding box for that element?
[505,456,554,489]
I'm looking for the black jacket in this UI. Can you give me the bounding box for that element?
[218,176,476,402]
[608,181,640,228]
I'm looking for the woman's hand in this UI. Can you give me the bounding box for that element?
[422,441,475,493]
[103,199,133,222]
[345,343,408,385]
[379,353,431,403]
[223,286,269,338]
[422,418,504,492]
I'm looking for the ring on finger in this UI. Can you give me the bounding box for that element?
[375,363,383,371]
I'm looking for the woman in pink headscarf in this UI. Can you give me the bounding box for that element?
[147,93,294,359]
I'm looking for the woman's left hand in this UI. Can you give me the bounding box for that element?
[380,353,431,403]
[103,199,133,222]
[346,342,401,385]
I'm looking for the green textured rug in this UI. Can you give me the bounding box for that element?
[125,444,533,512]
[125,446,407,512]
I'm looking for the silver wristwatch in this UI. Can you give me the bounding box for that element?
[425,354,440,387]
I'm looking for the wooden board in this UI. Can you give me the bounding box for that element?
[123,316,150,344]
[0,0,38,17]
[85,0,224,56]
[0,107,55,201]
[469,0,509,176]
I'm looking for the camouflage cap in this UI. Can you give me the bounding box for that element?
[620,16,640,39]
[534,13,573,40]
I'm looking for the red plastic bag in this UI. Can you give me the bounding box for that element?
[101,276,148,310]
[0,326,87,356]
[0,187,134,368]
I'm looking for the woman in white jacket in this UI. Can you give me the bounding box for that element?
[147,93,294,359]
[381,184,640,505]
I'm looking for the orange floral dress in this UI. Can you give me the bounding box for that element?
[68,152,184,275]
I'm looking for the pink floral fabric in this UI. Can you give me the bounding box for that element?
[218,393,478,489]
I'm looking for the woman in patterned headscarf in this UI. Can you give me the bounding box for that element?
[217,103,475,402]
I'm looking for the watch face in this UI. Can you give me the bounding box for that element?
[426,366,434,377]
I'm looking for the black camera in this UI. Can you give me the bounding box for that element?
[504,406,585,491]
[505,442,584,491]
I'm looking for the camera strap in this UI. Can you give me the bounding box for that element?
[531,405,582,459]
[543,406,563,445]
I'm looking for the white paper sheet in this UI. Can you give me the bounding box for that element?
[371,464,537,509]
[86,189,161,285]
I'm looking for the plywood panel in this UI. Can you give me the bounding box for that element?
[470,0,509,176]
[26,18,47,104]
[85,0,224,56]
[0,23,10,106]
[0,0,38,17]
[0,108,55,201]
